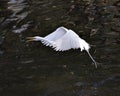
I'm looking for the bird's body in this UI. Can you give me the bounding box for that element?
[27,27,97,68]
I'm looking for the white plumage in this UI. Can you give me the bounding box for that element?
[27,27,97,68]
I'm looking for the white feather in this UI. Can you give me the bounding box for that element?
[43,27,90,51]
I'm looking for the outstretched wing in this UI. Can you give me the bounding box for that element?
[44,27,68,41]
[52,30,79,51]
[53,29,90,51]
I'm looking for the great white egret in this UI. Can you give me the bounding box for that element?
[27,27,97,68]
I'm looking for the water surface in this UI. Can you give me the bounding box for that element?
[0,0,120,96]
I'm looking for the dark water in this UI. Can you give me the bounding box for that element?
[0,0,120,96]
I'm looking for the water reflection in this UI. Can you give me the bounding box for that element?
[7,0,31,33]
[0,0,120,96]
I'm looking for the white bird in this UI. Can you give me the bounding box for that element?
[27,27,97,68]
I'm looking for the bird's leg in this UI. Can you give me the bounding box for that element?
[86,50,97,68]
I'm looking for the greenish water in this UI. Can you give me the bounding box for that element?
[0,0,120,96]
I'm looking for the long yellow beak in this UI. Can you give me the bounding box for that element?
[26,37,35,42]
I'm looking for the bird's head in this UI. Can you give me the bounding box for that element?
[26,36,41,42]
